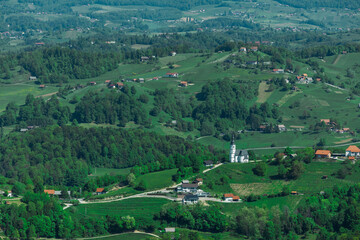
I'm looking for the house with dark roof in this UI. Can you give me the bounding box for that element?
[177,183,198,193]
[182,194,199,204]
[236,150,249,163]
[204,160,214,167]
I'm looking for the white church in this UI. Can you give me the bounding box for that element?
[229,137,249,163]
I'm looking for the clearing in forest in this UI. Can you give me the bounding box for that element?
[256,81,273,103]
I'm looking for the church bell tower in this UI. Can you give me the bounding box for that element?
[229,135,236,163]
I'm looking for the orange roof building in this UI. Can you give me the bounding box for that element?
[346,145,360,158]
[315,150,331,158]
[44,190,55,195]
[96,188,105,193]
[233,196,240,201]
[346,145,360,152]
[180,81,188,87]
[224,193,234,198]
[320,119,330,125]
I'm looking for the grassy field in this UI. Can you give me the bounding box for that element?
[134,169,178,191]
[70,198,170,222]
[201,162,360,197]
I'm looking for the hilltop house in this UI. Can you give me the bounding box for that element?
[315,150,331,158]
[239,47,247,52]
[345,145,360,158]
[170,51,177,56]
[250,46,258,52]
[229,137,249,163]
[29,76,37,81]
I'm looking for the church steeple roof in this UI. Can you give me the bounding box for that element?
[231,135,235,145]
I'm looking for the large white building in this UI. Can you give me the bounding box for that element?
[229,138,249,163]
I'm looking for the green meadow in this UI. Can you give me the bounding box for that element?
[70,198,170,221]
[201,162,360,197]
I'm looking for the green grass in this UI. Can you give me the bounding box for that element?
[134,169,178,191]
[70,198,170,222]
[0,83,58,112]
[201,162,360,197]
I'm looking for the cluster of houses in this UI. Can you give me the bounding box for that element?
[105,80,124,89]
[296,73,313,84]
[320,119,351,134]
[315,145,360,161]
[239,46,258,53]
[176,179,210,204]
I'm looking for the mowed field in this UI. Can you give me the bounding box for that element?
[134,168,178,190]
[71,198,170,221]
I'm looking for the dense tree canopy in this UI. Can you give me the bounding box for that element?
[0,125,221,186]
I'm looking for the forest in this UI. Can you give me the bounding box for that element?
[18,47,122,83]
[0,125,222,186]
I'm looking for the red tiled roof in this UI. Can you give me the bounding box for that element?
[233,196,240,200]
[346,145,360,153]
[320,119,330,124]
[44,190,55,195]
[315,150,331,156]
[224,193,234,198]
[96,188,105,193]
[348,156,355,160]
